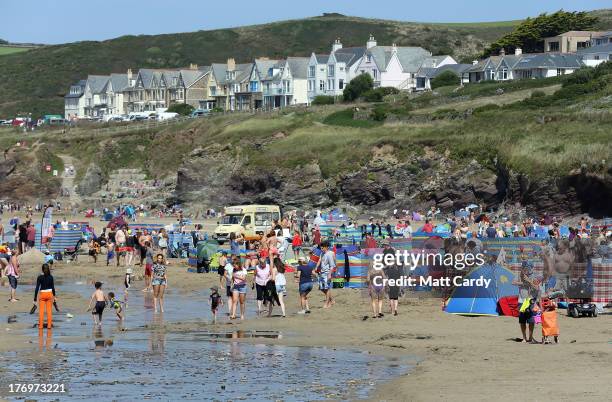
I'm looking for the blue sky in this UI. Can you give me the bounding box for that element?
[0,0,608,44]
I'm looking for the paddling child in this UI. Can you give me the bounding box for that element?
[87,281,108,326]
[108,292,124,320]
[209,286,223,322]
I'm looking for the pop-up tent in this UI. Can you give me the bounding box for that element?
[445,264,518,316]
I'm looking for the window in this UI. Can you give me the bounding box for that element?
[373,69,377,79]
[594,55,600,60]
[548,41,560,52]
[339,79,344,90]
[557,68,565,76]
[250,81,258,92]
[172,78,177,86]
[577,41,588,49]
[308,80,313,91]
[308,66,315,77]
[328,65,335,77]
[327,79,334,90]
[339,66,344,71]
[500,69,508,80]
[319,80,325,91]
[210,86,216,96]
[609,54,612,61]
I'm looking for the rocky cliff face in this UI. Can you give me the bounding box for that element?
[173,145,611,218]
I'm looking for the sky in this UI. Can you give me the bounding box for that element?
[0,0,608,44]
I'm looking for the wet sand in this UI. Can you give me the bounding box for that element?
[1,256,611,401]
[1,214,611,401]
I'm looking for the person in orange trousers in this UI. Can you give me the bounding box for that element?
[33,264,56,329]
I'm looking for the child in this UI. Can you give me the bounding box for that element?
[43,250,54,267]
[88,239,101,263]
[209,286,223,323]
[108,292,124,320]
[87,281,107,326]
[541,298,559,344]
[291,231,303,258]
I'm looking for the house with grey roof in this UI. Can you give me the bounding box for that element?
[463,49,584,83]
[209,59,252,111]
[101,73,129,116]
[578,32,612,67]
[64,79,87,119]
[82,75,110,117]
[415,63,472,91]
[286,57,310,105]
[356,36,433,91]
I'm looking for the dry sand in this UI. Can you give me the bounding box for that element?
[1,213,611,401]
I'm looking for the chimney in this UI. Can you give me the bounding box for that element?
[472,60,478,65]
[515,47,522,56]
[367,34,377,49]
[127,68,132,80]
[189,63,198,70]
[227,58,236,71]
[391,43,397,54]
[332,38,343,52]
[499,48,506,56]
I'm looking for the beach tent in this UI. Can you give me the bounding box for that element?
[445,264,518,316]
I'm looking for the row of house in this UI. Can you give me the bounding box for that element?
[65,31,611,119]
[65,35,462,119]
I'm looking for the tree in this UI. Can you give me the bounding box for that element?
[311,95,336,105]
[0,39,7,45]
[431,71,460,89]
[167,103,194,116]
[482,10,598,57]
[343,73,374,101]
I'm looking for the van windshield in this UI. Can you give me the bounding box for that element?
[221,214,244,225]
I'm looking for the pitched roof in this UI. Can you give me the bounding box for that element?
[178,69,206,87]
[254,59,280,80]
[86,75,109,94]
[512,53,583,69]
[420,55,454,68]
[333,46,366,67]
[315,54,329,64]
[368,46,431,72]
[286,57,310,79]
[417,63,472,78]
[552,31,604,37]
[108,73,129,92]
[577,42,612,54]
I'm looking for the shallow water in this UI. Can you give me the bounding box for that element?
[1,280,414,401]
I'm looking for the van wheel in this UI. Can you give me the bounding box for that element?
[593,309,598,317]
[570,307,579,318]
[217,241,225,245]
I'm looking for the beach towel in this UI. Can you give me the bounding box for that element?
[541,310,559,336]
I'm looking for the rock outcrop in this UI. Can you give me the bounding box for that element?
[76,164,103,196]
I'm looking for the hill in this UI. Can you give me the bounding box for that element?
[1,62,610,217]
[0,13,526,117]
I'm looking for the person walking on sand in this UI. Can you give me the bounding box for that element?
[295,256,314,314]
[315,241,335,308]
[87,281,107,326]
[272,257,287,317]
[222,252,234,316]
[6,248,20,302]
[255,256,271,315]
[367,262,385,318]
[152,254,168,313]
[115,225,127,267]
[209,286,223,323]
[231,256,248,320]
[142,241,154,292]
[34,264,56,329]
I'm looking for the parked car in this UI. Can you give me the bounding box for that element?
[157,112,179,121]
[191,109,210,118]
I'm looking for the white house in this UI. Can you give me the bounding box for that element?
[415,63,472,91]
[82,75,110,117]
[64,79,87,119]
[577,32,612,67]
[101,73,129,116]
[355,36,433,91]
[463,49,584,82]
[285,57,309,105]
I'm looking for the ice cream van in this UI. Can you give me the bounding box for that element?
[213,205,281,244]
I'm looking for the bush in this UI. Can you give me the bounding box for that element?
[311,95,336,105]
[431,70,460,89]
[322,108,381,128]
[343,73,374,101]
[371,104,389,121]
[530,90,546,98]
[363,87,400,102]
[167,103,195,116]
[472,104,500,115]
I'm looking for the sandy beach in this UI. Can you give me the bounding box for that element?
[1,212,611,402]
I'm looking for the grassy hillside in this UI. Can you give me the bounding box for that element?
[0,13,525,117]
[3,62,608,188]
[0,46,30,56]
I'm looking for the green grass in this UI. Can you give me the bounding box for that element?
[323,109,382,128]
[0,46,29,56]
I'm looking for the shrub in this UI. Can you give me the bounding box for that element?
[431,70,460,89]
[167,103,194,116]
[472,104,501,114]
[343,73,374,101]
[371,104,389,121]
[530,90,546,98]
[311,95,336,105]
[322,109,381,128]
[363,87,400,102]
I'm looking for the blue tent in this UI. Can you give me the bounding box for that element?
[445,264,518,316]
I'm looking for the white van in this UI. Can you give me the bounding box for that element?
[213,205,281,244]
